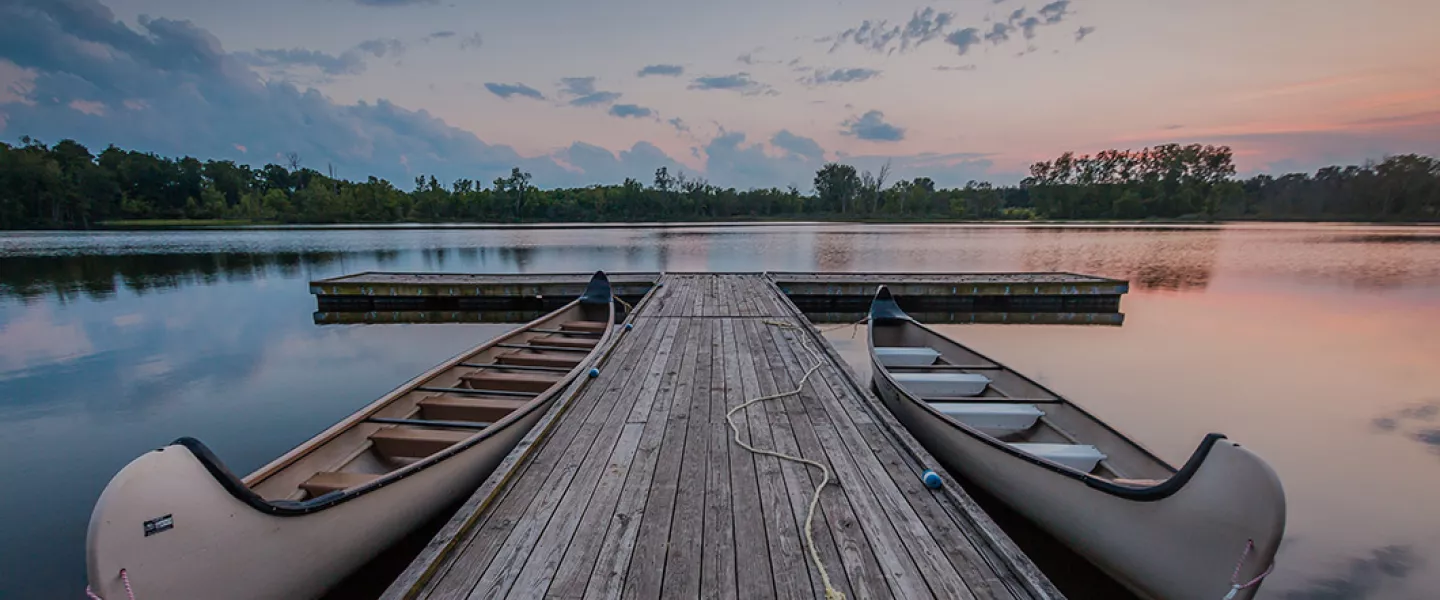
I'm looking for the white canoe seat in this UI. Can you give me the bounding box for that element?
[875,347,942,367]
[1009,443,1107,473]
[894,372,991,397]
[931,403,1043,434]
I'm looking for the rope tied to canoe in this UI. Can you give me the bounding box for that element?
[815,316,870,338]
[612,294,633,313]
[727,319,845,600]
[1222,539,1273,600]
[85,568,135,600]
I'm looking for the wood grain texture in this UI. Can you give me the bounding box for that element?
[393,274,1055,600]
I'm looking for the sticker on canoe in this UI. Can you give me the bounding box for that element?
[144,514,174,537]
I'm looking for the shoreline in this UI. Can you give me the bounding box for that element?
[14,216,1440,233]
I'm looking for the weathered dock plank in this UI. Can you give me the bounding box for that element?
[383,273,1061,600]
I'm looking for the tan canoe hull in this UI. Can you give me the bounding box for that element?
[872,366,1286,600]
[85,409,540,599]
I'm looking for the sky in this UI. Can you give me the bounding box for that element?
[1,0,1438,190]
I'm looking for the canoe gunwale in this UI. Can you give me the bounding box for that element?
[177,273,617,517]
[867,286,1230,503]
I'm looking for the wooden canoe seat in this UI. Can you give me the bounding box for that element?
[370,428,471,459]
[300,471,380,496]
[561,321,608,333]
[420,395,526,422]
[496,351,582,369]
[528,335,597,350]
[461,371,562,393]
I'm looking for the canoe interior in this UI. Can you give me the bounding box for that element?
[246,301,613,501]
[871,320,1175,482]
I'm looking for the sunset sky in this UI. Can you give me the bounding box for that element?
[2,0,1437,189]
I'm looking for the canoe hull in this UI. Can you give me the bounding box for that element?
[85,401,544,600]
[872,369,1285,600]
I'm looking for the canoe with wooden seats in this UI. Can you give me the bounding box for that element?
[85,272,619,600]
[866,286,1285,600]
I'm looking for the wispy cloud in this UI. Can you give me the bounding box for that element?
[935,64,977,72]
[829,7,956,54]
[945,28,982,55]
[239,48,365,76]
[558,77,622,107]
[426,30,456,40]
[572,91,621,106]
[842,110,906,142]
[984,22,1013,45]
[355,38,405,58]
[484,82,545,100]
[802,67,882,86]
[689,73,775,96]
[637,64,684,77]
[610,104,654,118]
[1075,26,1096,42]
[460,33,483,50]
[1040,1,1071,24]
[559,76,597,96]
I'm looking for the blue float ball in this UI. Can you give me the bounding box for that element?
[625,323,633,331]
[588,368,600,378]
[922,470,942,489]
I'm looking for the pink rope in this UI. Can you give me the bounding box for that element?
[84,569,135,600]
[1224,540,1274,599]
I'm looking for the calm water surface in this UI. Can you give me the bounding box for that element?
[2,224,1438,599]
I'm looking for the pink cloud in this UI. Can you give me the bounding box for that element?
[68,99,106,116]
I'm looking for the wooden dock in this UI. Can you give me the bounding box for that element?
[311,271,1126,314]
[382,273,1059,600]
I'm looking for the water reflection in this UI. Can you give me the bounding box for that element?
[2,224,1440,599]
[1372,401,1440,454]
[1281,546,1420,600]
[0,252,348,301]
[1019,227,1221,291]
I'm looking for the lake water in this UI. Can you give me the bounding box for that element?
[2,223,1438,599]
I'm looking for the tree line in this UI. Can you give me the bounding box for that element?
[1,137,1436,229]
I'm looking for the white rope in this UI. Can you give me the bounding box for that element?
[815,316,870,338]
[727,319,847,600]
[86,569,135,600]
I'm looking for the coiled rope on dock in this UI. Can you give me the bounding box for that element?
[725,318,865,600]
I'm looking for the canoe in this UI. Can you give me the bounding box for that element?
[86,272,618,600]
[866,286,1285,600]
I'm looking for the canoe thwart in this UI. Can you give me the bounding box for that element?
[365,417,493,430]
[458,362,573,373]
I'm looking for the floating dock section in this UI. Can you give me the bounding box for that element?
[312,271,1127,315]
[382,273,1061,600]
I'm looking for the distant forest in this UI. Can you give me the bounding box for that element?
[1,136,1437,229]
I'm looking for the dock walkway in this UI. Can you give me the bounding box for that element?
[384,274,1058,600]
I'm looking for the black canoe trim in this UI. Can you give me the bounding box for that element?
[580,271,613,305]
[869,285,912,324]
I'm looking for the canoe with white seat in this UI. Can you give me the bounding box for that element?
[86,272,621,600]
[891,371,992,397]
[867,286,1285,600]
